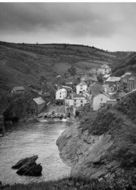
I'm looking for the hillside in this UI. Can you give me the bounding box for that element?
[0,41,131,95]
[0,41,136,113]
[57,91,136,188]
[112,52,136,76]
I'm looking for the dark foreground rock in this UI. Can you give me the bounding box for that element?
[16,163,42,176]
[12,155,42,176]
[12,155,38,169]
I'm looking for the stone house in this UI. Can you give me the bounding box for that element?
[33,97,46,114]
[65,94,88,116]
[76,82,88,95]
[73,94,88,108]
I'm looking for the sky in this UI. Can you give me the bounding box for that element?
[0,2,136,51]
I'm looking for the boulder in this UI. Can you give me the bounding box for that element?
[12,155,38,169]
[12,155,42,176]
[16,163,42,176]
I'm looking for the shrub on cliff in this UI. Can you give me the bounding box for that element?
[79,107,122,135]
[115,92,136,123]
[80,91,136,135]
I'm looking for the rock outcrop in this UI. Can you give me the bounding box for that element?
[12,155,42,176]
[16,163,42,176]
[57,92,136,186]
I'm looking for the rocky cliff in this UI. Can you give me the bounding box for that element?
[57,92,136,187]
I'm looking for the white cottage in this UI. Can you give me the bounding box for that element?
[65,95,88,108]
[76,82,88,95]
[65,98,74,107]
[56,88,67,100]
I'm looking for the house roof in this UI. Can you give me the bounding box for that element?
[76,82,87,86]
[65,81,73,85]
[106,76,121,82]
[101,64,111,69]
[88,76,98,82]
[12,86,25,91]
[107,99,117,102]
[33,97,45,105]
[57,88,67,92]
[73,94,86,99]
[62,85,72,90]
[94,93,110,99]
[121,72,132,78]
[56,75,61,78]
[129,77,135,80]
[103,74,111,79]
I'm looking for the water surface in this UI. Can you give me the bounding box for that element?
[0,122,70,184]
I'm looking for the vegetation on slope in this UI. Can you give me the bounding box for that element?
[0,41,130,96]
[78,91,136,185]
[2,176,136,190]
[0,41,136,113]
[3,91,39,123]
[113,53,136,76]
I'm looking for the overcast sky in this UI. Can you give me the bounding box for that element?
[0,3,136,51]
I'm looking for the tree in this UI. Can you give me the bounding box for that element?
[97,73,103,84]
[68,65,76,76]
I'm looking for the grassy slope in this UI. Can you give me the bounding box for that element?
[112,52,136,76]
[0,41,130,96]
[79,91,136,173]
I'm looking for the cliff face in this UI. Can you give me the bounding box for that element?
[57,92,136,185]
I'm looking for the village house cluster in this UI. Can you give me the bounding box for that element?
[10,64,136,117]
[55,64,136,116]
